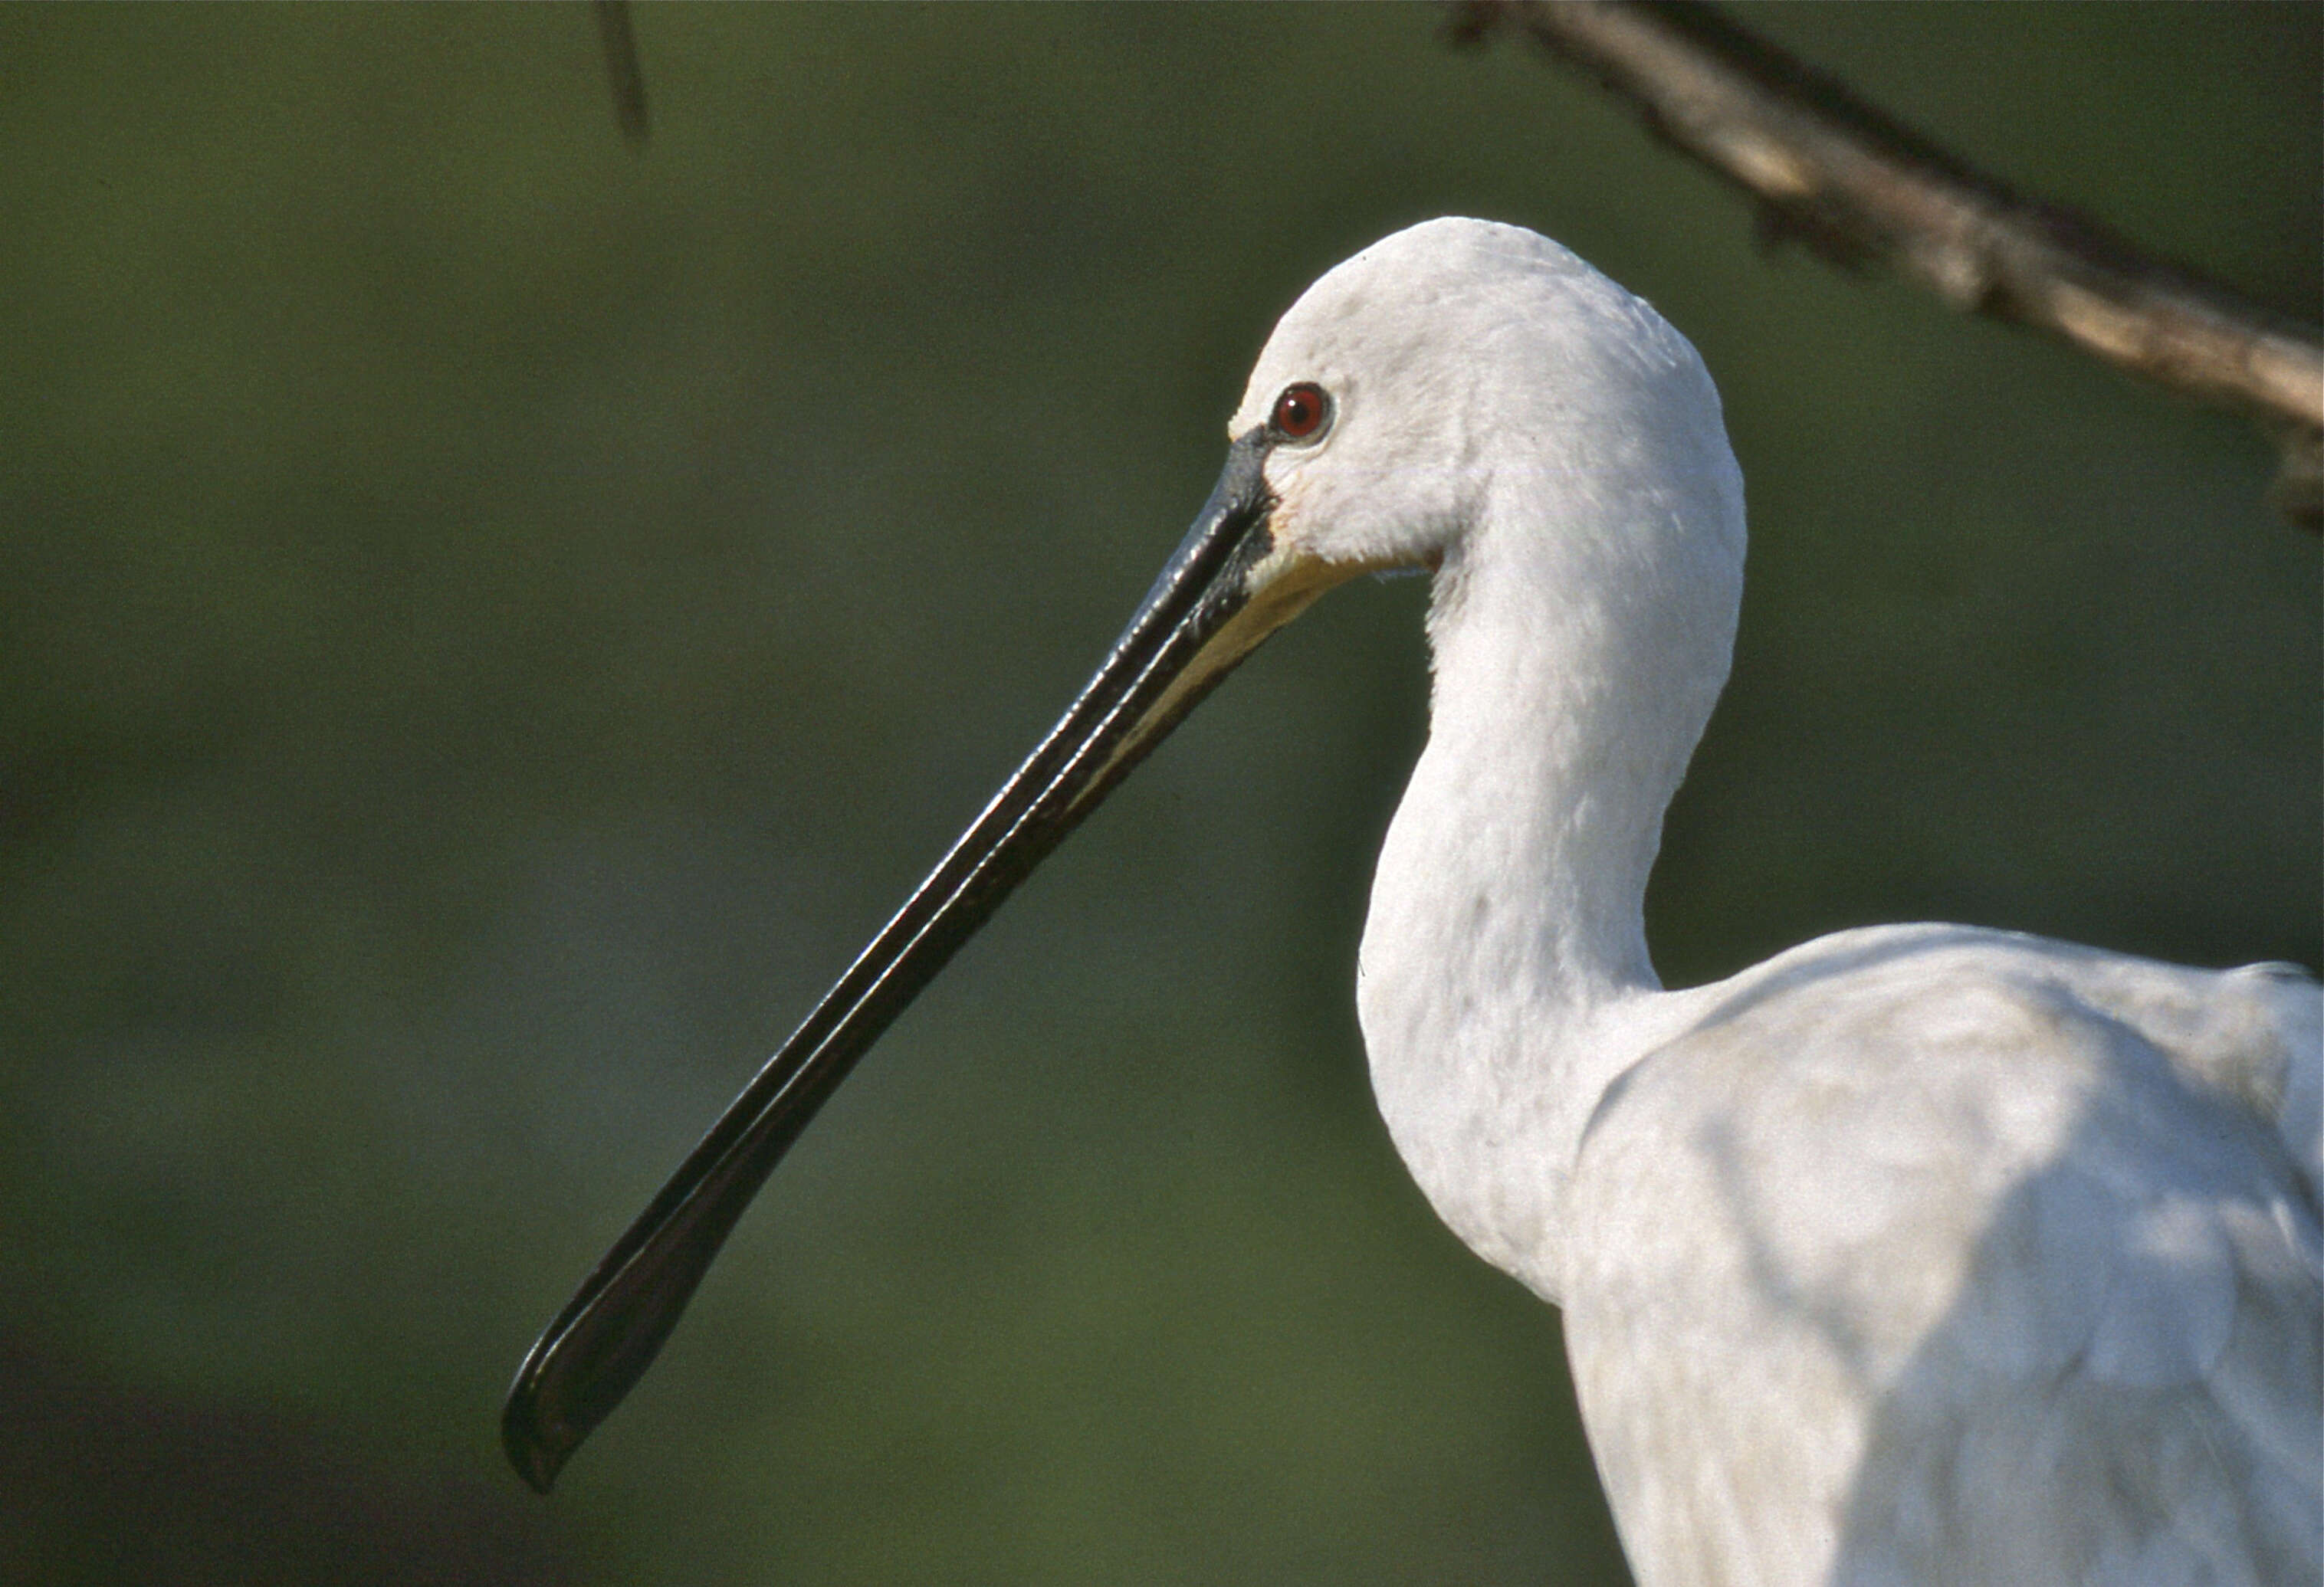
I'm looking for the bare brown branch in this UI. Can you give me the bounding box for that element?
[1459,1,2323,528]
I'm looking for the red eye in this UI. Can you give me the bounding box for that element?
[1270,382,1330,441]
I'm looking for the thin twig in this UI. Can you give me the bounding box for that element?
[1453,1,2322,529]
[594,0,651,149]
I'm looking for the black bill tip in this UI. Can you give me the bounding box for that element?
[503,1392,567,1494]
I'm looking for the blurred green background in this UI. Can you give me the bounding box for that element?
[1,5,2315,1583]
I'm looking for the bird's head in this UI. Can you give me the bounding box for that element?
[1108,217,1738,769]
[1229,215,1735,588]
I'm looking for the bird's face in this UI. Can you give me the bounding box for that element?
[1164,222,1588,709]
[1225,215,1731,604]
[1229,300,1481,585]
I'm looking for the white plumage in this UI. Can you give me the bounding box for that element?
[1240,218,2321,1585]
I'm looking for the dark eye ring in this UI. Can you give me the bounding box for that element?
[1269,382,1331,443]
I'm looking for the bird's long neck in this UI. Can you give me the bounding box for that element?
[1357,473,1741,1305]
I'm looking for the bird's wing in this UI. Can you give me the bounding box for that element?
[1564,932,2322,1587]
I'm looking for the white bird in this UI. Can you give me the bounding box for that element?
[506,218,2322,1585]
